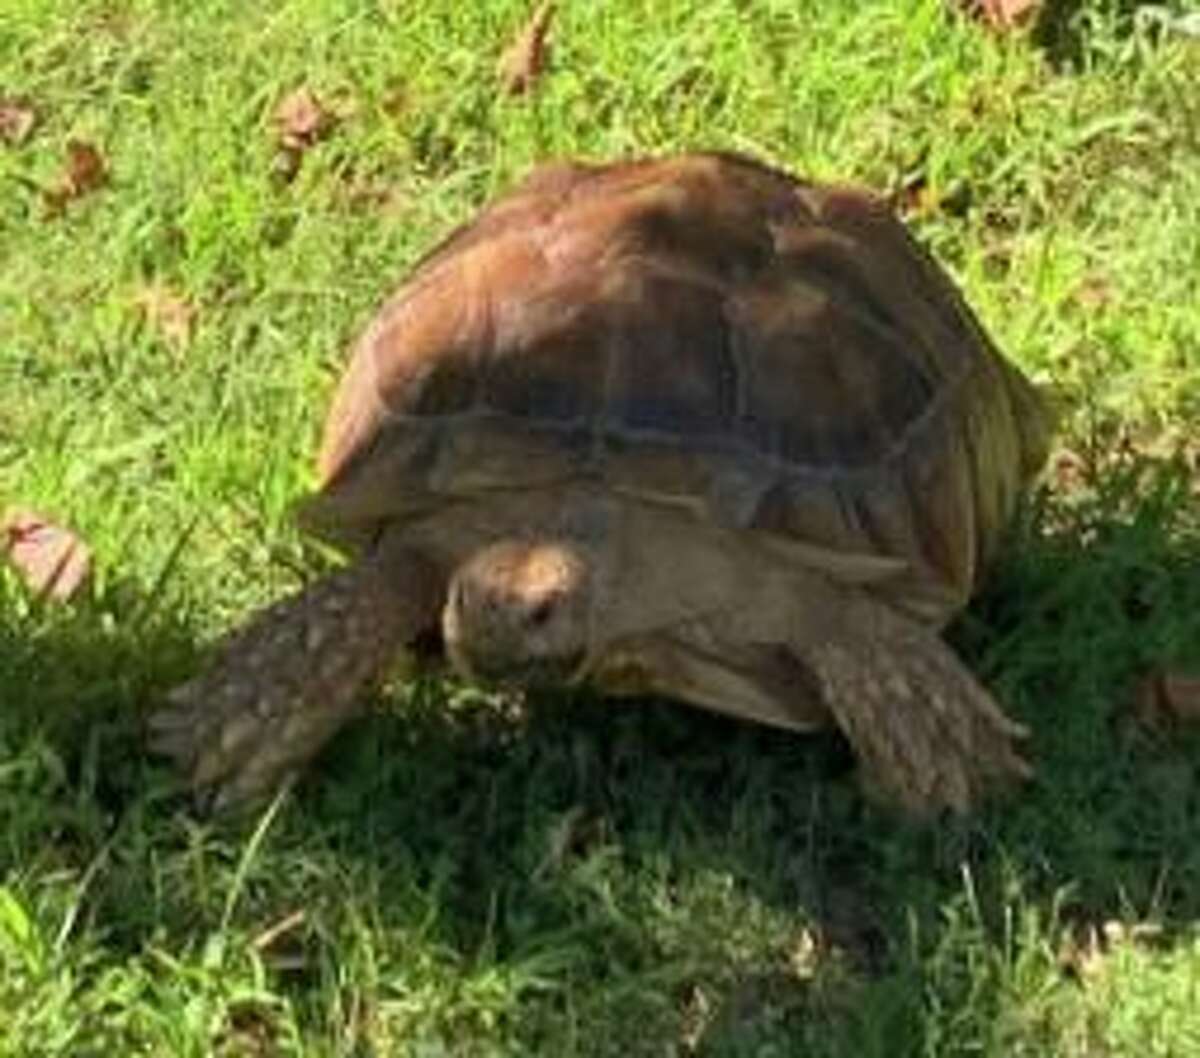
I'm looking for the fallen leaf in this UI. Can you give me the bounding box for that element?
[1102,919,1163,946]
[497,2,555,96]
[1070,274,1113,312]
[890,167,931,217]
[270,147,304,186]
[678,984,713,1054]
[66,140,107,189]
[134,285,196,348]
[786,928,822,980]
[532,805,608,879]
[1059,919,1164,981]
[2,510,92,602]
[274,87,333,151]
[1058,923,1106,980]
[43,139,108,214]
[0,98,36,145]
[1131,669,1200,730]
[1128,662,1200,729]
[957,0,1042,31]
[334,163,409,214]
[1050,446,1087,493]
[1170,13,1200,38]
[271,87,334,185]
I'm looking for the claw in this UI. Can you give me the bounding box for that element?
[811,602,1031,816]
[146,549,442,811]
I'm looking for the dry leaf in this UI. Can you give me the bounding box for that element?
[532,805,608,879]
[958,0,1042,31]
[134,285,196,348]
[272,87,335,185]
[43,139,108,214]
[66,140,107,190]
[786,928,822,980]
[1059,919,1163,981]
[1131,669,1200,731]
[678,984,713,1054]
[251,909,306,952]
[274,87,333,151]
[1160,671,1200,722]
[270,147,304,186]
[2,510,92,602]
[1058,923,1105,980]
[336,172,406,214]
[1070,274,1113,312]
[497,2,555,96]
[1050,446,1087,493]
[0,98,36,145]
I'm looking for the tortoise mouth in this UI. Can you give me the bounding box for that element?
[455,646,589,691]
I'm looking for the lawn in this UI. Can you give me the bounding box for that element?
[3,0,1200,1054]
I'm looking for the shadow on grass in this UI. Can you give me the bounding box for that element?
[1032,0,1187,68]
[0,584,199,843]
[305,458,1200,1050]
[5,457,1200,1054]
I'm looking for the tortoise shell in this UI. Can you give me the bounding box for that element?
[300,152,1050,617]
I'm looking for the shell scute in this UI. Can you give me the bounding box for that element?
[305,152,1051,610]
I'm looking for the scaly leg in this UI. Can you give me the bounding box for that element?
[798,595,1029,816]
[149,542,443,810]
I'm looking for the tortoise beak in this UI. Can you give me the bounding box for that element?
[444,631,588,692]
[480,649,589,691]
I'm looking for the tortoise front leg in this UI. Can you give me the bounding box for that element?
[794,594,1030,817]
[149,541,443,811]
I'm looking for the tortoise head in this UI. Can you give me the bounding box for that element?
[442,539,593,690]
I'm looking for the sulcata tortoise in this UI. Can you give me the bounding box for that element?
[150,151,1052,815]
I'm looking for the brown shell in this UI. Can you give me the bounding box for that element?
[300,152,1051,607]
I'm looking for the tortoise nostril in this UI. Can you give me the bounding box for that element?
[527,598,555,627]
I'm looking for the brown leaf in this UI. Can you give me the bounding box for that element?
[497,2,555,96]
[2,510,92,602]
[66,140,107,190]
[1050,446,1087,493]
[271,87,335,186]
[889,166,928,217]
[0,98,36,145]
[270,147,304,187]
[336,172,406,214]
[43,139,108,214]
[134,285,196,348]
[1070,274,1113,312]
[1158,672,1200,723]
[274,87,333,151]
[532,805,608,879]
[1059,919,1164,981]
[678,984,713,1054]
[1132,669,1200,730]
[957,0,1042,31]
[1058,922,1108,981]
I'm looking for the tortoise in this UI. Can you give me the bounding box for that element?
[150,151,1052,816]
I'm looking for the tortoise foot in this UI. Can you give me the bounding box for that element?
[810,603,1030,817]
[150,551,440,811]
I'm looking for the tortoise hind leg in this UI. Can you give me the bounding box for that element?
[796,596,1030,816]
[149,542,443,811]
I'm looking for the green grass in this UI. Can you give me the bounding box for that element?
[3,0,1200,1053]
